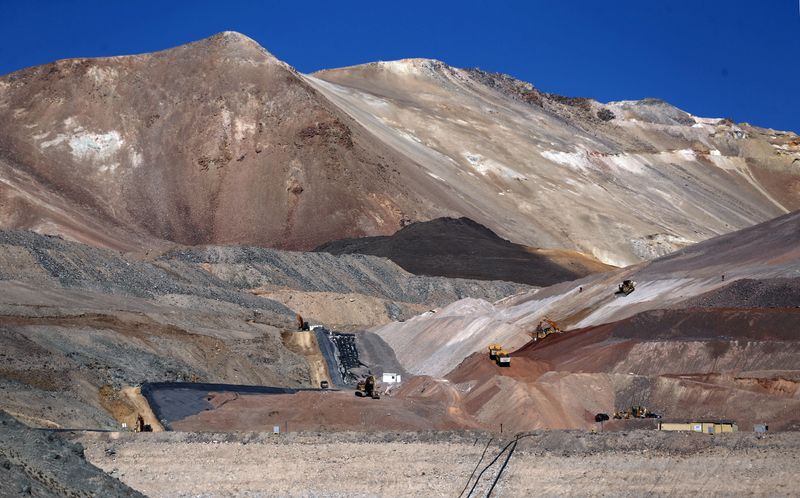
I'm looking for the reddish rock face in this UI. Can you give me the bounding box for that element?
[0,32,451,251]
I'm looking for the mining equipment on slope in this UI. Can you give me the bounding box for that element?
[355,375,380,399]
[495,350,511,367]
[613,406,660,419]
[533,318,561,341]
[134,414,152,432]
[617,280,636,296]
[488,344,511,367]
[296,314,310,331]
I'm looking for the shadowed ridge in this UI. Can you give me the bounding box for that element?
[315,217,613,286]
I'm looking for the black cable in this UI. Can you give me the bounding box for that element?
[487,439,517,497]
[458,437,493,498]
[465,437,517,498]
[466,433,536,498]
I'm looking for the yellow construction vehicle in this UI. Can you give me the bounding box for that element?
[617,280,636,296]
[488,344,511,366]
[355,375,380,399]
[495,349,511,367]
[533,318,561,341]
[613,405,659,419]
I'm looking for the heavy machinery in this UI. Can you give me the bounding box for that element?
[296,314,310,331]
[355,375,380,399]
[488,344,511,366]
[134,414,152,432]
[613,405,660,419]
[533,318,561,341]
[617,280,636,296]
[495,349,511,367]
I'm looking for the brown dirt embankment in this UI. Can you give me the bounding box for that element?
[438,306,800,432]
[171,388,479,432]
[280,330,332,388]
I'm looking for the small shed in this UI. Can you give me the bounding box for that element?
[658,420,737,434]
[754,423,768,433]
[382,373,402,384]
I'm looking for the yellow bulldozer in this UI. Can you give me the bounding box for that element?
[488,344,511,367]
[356,375,380,399]
[532,318,561,341]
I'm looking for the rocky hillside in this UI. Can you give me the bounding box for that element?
[0,411,144,497]
[374,210,800,377]
[0,32,451,251]
[368,211,800,431]
[1,32,797,264]
[0,229,525,428]
[311,60,800,266]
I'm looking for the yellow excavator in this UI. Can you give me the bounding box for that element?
[533,318,561,341]
[356,375,380,399]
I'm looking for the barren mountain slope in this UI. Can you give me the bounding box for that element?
[0,32,462,251]
[316,216,613,286]
[2,33,798,264]
[375,210,800,377]
[311,61,800,266]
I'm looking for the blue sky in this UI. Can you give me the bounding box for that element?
[2,0,799,132]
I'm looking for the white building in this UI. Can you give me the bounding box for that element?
[382,373,401,384]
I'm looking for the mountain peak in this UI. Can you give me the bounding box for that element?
[207,31,261,47]
[179,31,280,66]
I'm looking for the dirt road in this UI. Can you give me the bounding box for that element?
[77,430,800,497]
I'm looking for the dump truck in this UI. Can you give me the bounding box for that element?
[495,349,511,367]
[488,343,503,360]
[617,280,636,296]
[533,318,561,340]
[355,375,380,399]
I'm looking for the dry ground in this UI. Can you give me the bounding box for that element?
[77,430,800,497]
